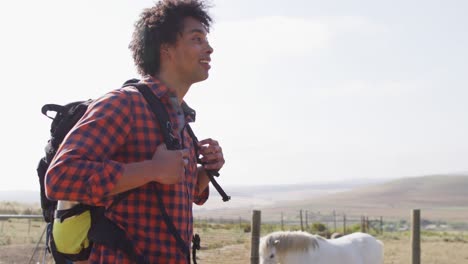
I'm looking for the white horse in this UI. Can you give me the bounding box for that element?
[330,232,344,239]
[259,231,383,264]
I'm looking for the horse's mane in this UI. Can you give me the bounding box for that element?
[265,231,323,255]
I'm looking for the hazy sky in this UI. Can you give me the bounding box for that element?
[1,0,467,191]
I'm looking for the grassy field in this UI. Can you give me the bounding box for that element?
[194,224,468,264]
[1,219,468,264]
[2,176,468,262]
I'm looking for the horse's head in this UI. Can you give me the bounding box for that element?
[259,235,281,264]
[260,231,322,264]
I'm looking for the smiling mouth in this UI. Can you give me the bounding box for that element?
[200,59,211,70]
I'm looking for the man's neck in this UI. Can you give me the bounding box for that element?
[154,70,190,104]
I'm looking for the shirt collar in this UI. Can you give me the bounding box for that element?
[141,75,196,122]
[181,101,196,122]
[141,75,171,98]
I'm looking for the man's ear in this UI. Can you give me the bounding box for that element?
[160,43,171,59]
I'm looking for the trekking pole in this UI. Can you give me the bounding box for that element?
[205,169,231,202]
[28,225,47,264]
[185,126,230,202]
[135,84,231,202]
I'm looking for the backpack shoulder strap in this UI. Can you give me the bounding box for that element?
[122,79,230,201]
[131,83,181,150]
[119,79,230,260]
[121,80,189,258]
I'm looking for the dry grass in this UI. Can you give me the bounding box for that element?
[1,220,468,264]
[194,227,468,264]
[0,218,46,245]
[382,233,468,264]
[193,225,251,264]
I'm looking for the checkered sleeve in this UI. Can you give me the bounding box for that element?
[45,90,133,205]
[194,187,209,205]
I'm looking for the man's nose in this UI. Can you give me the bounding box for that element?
[206,43,213,54]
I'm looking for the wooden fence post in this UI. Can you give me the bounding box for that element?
[343,214,347,234]
[333,210,337,232]
[305,210,308,228]
[281,212,284,231]
[366,216,369,233]
[411,209,421,264]
[251,210,261,264]
[360,216,364,233]
[300,210,304,231]
[380,216,383,234]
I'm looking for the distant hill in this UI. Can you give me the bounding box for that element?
[194,174,468,222]
[0,178,385,206]
[304,174,468,208]
[0,190,40,205]
[194,178,387,210]
[270,174,468,221]
[4,175,468,221]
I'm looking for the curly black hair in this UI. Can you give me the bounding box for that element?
[129,0,212,76]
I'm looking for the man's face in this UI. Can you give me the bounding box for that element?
[167,17,213,85]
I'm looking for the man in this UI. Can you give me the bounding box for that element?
[45,0,224,263]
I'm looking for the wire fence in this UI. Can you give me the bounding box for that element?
[1,209,467,263]
[0,215,50,264]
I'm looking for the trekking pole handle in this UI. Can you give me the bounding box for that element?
[205,169,220,177]
[205,170,231,202]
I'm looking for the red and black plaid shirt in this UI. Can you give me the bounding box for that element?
[45,76,209,263]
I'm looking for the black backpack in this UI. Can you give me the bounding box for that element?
[37,79,230,264]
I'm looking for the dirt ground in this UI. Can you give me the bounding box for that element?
[0,244,52,264]
[195,235,468,264]
[2,231,468,264]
